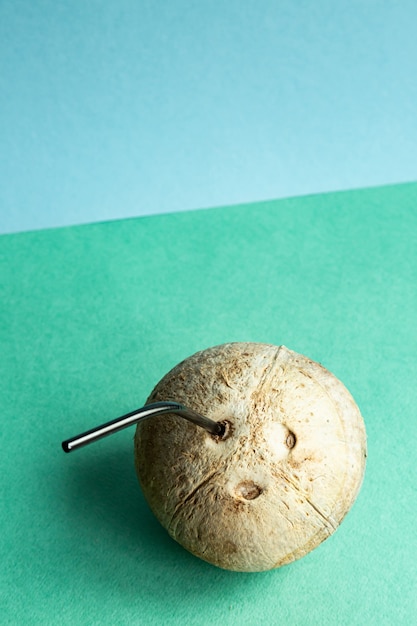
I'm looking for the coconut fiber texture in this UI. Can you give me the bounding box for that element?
[135,343,366,572]
[1,183,416,624]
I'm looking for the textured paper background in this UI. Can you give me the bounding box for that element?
[1,184,416,624]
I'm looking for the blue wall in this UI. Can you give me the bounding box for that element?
[1,1,417,233]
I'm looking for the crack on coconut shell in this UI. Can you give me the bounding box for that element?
[169,465,224,528]
[250,346,282,409]
[305,497,338,532]
[272,466,339,538]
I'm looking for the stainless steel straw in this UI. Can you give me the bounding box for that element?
[62,401,224,452]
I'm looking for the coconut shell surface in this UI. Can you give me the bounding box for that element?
[134,343,367,572]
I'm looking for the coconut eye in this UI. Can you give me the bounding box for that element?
[286,431,296,449]
[235,481,263,500]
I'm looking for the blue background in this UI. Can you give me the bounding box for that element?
[1,0,417,234]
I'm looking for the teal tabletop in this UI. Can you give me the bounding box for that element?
[1,184,416,625]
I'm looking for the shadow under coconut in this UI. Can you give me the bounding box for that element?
[63,440,178,550]
[62,438,290,606]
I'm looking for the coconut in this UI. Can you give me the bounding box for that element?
[134,343,367,572]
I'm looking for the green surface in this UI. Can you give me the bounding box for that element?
[1,183,416,625]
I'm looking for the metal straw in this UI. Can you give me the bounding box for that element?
[61,401,224,453]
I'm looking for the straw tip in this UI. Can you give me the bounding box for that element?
[61,440,72,453]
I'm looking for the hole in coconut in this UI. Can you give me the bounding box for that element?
[286,431,296,449]
[212,419,233,442]
[235,481,263,500]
